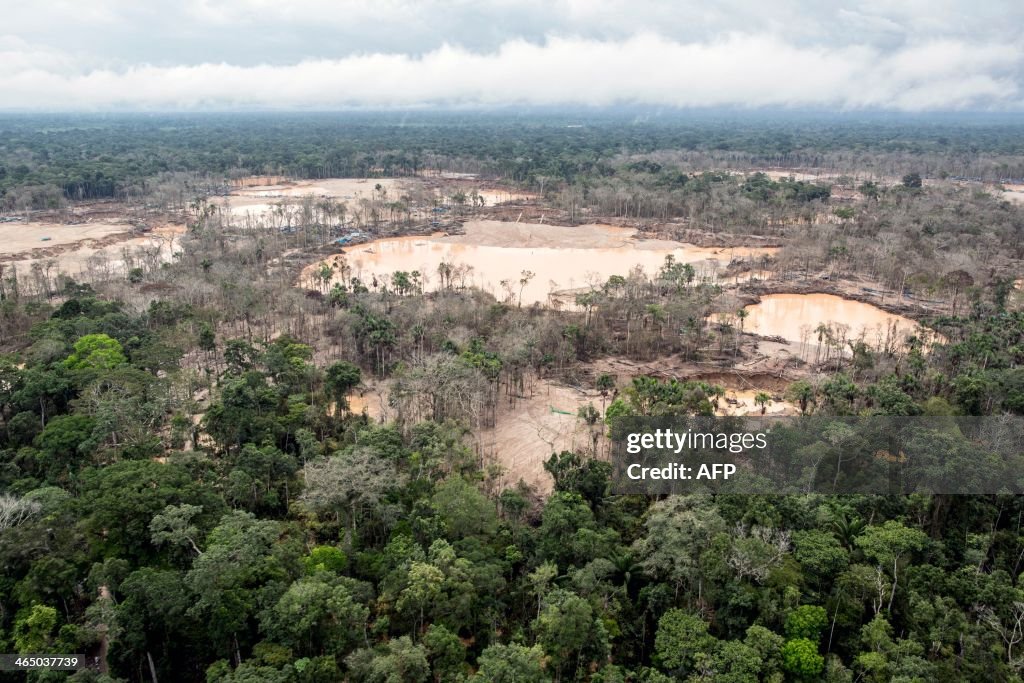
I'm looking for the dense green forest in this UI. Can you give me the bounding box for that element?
[0,276,1022,682]
[4,112,1024,207]
[1,114,1024,682]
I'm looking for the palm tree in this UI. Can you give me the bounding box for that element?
[708,385,725,412]
[815,323,830,365]
[754,392,772,415]
[736,308,749,355]
[391,271,412,296]
[451,190,467,215]
[646,304,666,344]
[831,513,866,549]
[437,261,453,290]
[681,316,701,361]
[596,373,616,411]
[785,381,815,415]
[317,263,334,292]
[718,321,733,354]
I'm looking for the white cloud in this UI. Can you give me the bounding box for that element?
[0,35,81,74]
[0,32,1020,111]
[3,0,1023,67]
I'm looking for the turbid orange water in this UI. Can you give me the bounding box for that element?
[741,293,924,347]
[304,221,777,306]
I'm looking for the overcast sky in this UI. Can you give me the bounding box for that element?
[1,0,1022,111]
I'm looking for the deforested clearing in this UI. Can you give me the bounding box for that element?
[0,221,130,256]
[2,111,1024,683]
[304,220,777,306]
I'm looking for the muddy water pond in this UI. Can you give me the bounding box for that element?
[306,221,777,306]
[741,293,925,348]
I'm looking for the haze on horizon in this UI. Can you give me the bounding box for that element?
[1,0,1022,112]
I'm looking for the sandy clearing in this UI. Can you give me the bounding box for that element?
[436,220,777,258]
[220,188,534,219]
[718,389,794,416]
[3,223,186,281]
[751,169,895,185]
[479,380,605,494]
[219,178,407,221]
[465,189,538,206]
[343,376,599,494]
[231,178,402,201]
[224,177,534,218]
[346,354,802,496]
[584,356,798,416]
[757,170,831,182]
[215,197,292,218]
[0,221,130,256]
[231,176,290,187]
[347,387,387,421]
[1002,183,1024,205]
[475,366,797,493]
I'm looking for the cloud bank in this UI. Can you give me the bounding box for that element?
[1,33,1020,112]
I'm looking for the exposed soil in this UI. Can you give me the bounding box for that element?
[1002,183,1024,205]
[0,221,132,257]
[230,178,403,200]
[347,384,388,422]
[477,378,605,494]
[230,176,290,187]
[341,376,602,494]
[0,220,186,282]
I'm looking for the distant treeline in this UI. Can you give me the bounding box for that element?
[2,111,1024,204]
